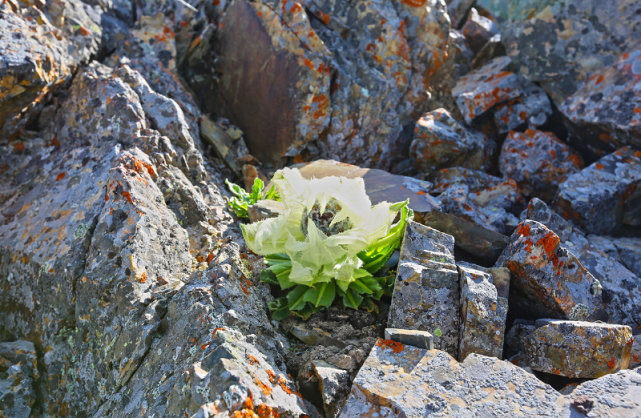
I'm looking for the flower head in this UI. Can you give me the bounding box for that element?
[241,168,399,290]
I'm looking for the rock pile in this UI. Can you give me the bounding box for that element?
[0,0,640,416]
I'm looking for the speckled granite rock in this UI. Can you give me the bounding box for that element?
[388,221,460,357]
[499,129,584,200]
[340,340,570,417]
[0,66,308,417]
[409,108,495,174]
[0,341,38,418]
[567,368,641,417]
[554,147,641,235]
[462,8,498,53]
[496,220,603,321]
[458,264,508,361]
[560,48,641,154]
[452,56,522,125]
[493,83,552,134]
[520,320,633,379]
[500,0,641,105]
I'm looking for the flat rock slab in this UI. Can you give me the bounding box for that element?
[384,328,434,351]
[496,220,603,321]
[521,319,633,379]
[388,221,460,357]
[458,264,508,361]
[340,340,569,417]
[567,369,641,417]
[554,146,641,235]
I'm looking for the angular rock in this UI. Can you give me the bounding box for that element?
[458,264,508,361]
[409,108,495,174]
[384,328,434,351]
[500,0,641,105]
[0,341,38,418]
[428,167,522,236]
[340,340,570,417]
[452,56,522,125]
[562,233,641,336]
[200,114,245,177]
[608,237,641,277]
[567,369,641,416]
[526,197,574,242]
[493,83,553,134]
[554,147,641,235]
[446,0,475,28]
[560,48,641,154]
[311,360,350,418]
[470,33,506,70]
[521,319,633,379]
[499,129,584,200]
[462,8,498,54]
[389,221,460,357]
[496,220,603,321]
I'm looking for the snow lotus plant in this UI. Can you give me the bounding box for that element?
[240,168,413,320]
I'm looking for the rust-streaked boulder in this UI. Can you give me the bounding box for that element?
[388,221,460,357]
[554,147,641,235]
[520,319,633,379]
[499,129,584,200]
[340,340,570,417]
[500,0,641,105]
[409,108,495,174]
[496,220,603,321]
[560,48,641,155]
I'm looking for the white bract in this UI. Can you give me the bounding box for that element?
[241,168,399,290]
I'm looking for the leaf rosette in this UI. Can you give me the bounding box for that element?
[240,168,412,319]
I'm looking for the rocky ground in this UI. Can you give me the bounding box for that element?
[0,0,640,417]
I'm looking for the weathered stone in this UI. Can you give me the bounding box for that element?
[526,197,574,242]
[384,328,434,351]
[0,341,38,418]
[500,0,641,105]
[452,56,522,125]
[470,33,506,70]
[389,221,459,357]
[499,129,584,200]
[554,147,641,235]
[567,369,641,416]
[560,48,641,154]
[446,0,475,28]
[428,167,522,236]
[340,340,570,417]
[493,83,553,134]
[409,108,495,174]
[521,319,633,379]
[247,200,287,223]
[562,232,641,336]
[462,8,498,54]
[609,237,641,277]
[200,114,245,177]
[311,360,350,418]
[496,220,603,321]
[458,264,508,361]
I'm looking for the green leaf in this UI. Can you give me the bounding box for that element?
[434,328,442,337]
[251,178,264,201]
[349,279,374,295]
[360,297,379,313]
[287,285,310,311]
[260,269,279,285]
[337,286,364,310]
[263,184,280,201]
[303,280,336,308]
[291,302,323,320]
[268,297,290,321]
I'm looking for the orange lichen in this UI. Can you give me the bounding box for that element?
[517,223,531,237]
[595,163,605,170]
[607,357,616,369]
[13,142,25,151]
[247,354,260,366]
[254,377,272,396]
[56,172,66,182]
[553,368,561,375]
[212,327,225,337]
[122,191,134,205]
[51,137,61,147]
[266,369,276,384]
[140,272,147,284]
[376,339,404,353]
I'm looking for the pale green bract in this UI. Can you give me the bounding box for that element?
[241,168,400,292]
